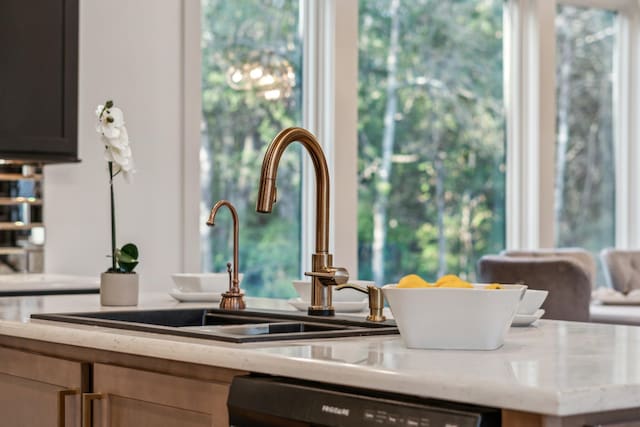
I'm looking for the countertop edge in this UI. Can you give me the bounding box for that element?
[0,318,624,417]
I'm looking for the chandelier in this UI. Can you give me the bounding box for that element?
[226,50,296,101]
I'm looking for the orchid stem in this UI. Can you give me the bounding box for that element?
[108,161,117,271]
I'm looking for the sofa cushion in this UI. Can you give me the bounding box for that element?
[600,249,640,294]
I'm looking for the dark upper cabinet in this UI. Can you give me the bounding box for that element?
[0,0,79,163]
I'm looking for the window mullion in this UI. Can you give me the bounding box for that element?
[631,6,640,248]
[505,0,557,250]
[302,0,358,276]
[614,4,640,248]
[301,0,320,275]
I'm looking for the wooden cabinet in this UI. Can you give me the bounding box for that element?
[88,364,231,427]
[0,346,88,427]
[0,0,79,163]
[0,341,241,427]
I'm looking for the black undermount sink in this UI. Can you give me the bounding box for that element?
[31,308,398,343]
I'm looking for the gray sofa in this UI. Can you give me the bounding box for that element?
[477,255,591,322]
[600,249,640,294]
[501,248,597,289]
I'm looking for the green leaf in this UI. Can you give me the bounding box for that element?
[117,252,136,263]
[118,261,139,273]
[120,243,139,260]
[116,243,139,273]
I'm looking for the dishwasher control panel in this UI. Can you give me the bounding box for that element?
[228,375,500,427]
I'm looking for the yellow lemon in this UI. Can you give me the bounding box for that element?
[434,274,473,288]
[434,274,463,286]
[397,274,432,288]
[484,283,503,290]
[437,281,474,289]
[435,274,459,283]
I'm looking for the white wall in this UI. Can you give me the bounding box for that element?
[44,0,189,291]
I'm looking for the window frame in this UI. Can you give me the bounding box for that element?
[183,0,202,273]
[186,0,640,281]
[505,0,640,251]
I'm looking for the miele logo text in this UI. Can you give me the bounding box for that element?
[321,405,350,417]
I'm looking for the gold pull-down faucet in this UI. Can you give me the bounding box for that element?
[256,127,349,316]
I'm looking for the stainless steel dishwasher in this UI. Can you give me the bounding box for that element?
[228,375,500,426]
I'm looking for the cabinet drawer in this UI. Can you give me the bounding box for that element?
[91,363,232,427]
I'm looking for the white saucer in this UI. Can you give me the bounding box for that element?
[169,289,222,302]
[287,298,368,313]
[511,309,545,327]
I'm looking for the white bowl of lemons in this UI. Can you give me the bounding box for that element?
[383,274,526,350]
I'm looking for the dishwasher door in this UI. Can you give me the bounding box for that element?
[228,375,500,427]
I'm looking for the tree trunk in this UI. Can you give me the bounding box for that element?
[459,192,473,278]
[435,153,446,277]
[555,11,574,244]
[579,119,598,228]
[372,0,401,285]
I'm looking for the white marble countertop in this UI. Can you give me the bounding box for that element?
[0,274,99,295]
[2,292,640,417]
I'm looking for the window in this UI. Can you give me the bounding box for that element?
[357,0,506,284]
[200,0,302,297]
[554,5,616,274]
[193,0,640,296]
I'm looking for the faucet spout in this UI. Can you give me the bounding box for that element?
[256,127,329,253]
[256,127,348,316]
[207,200,245,310]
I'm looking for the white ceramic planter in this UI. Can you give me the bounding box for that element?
[100,272,139,306]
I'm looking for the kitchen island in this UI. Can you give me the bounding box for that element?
[0,274,99,297]
[1,292,640,426]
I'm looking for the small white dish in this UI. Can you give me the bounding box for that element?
[169,289,222,302]
[511,309,545,327]
[517,289,548,315]
[171,273,243,293]
[287,298,368,313]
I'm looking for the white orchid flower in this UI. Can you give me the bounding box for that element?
[96,107,125,139]
[106,126,130,150]
[96,101,135,182]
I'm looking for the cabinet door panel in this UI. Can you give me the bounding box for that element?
[0,372,61,427]
[93,363,231,427]
[99,395,210,427]
[0,346,85,427]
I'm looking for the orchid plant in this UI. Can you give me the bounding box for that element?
[96,100,139,273]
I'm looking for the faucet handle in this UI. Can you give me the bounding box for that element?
[336,283,386,322]
[304,267,349,286]
[226,262,233,291]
